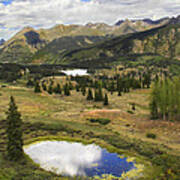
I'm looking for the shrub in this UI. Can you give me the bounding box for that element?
[88,118,111,125]
[127,110,134,114]
[146,133,157,139]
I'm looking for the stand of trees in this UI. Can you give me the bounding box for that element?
[150,77,180,121]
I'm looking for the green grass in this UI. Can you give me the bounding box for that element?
[0,79,180,179]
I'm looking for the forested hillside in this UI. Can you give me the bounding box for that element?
[0,17,169,64]
[60,23,180,67]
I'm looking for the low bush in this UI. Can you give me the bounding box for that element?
[127,110,134,114]
[88,118,111,125]
[146,133,156,139]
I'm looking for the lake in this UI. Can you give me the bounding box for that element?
[24,141,135,178]
[61,69,89,76]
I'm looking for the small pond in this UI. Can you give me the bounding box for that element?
[61,69,89,76]
[24,141,135,178]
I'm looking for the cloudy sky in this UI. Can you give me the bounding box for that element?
[0,0,180,40]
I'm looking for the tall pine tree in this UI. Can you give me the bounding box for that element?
[6,96,24,161]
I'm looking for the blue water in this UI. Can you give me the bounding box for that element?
[24,141,135,178]
[85,149,135,177]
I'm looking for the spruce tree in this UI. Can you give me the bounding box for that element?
[42,83,47,91]
[87,88,93,100]
[69,82,73,90]
[47,84,53,94]
[6,96,23,161]
[54,84,61,94]
[98,86,103,101]
[76,84,80,92]
[110,81,115,95]
[132,103,136,111]
[34,81,41,93]
[26,79,34,87]
[64,83,70,96]
[94,89,99,102]
[104,93,109,106]
[81,86,86,96]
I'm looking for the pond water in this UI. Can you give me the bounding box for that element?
[61,69,89,76]
[24,141,135,178]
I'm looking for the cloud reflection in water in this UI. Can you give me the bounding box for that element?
[24,141,102,176]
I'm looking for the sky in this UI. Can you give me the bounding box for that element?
[0,0,180,40]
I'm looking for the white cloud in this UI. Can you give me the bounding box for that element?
[0,0,180,40]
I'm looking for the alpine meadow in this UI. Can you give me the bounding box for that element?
[0,0,180,180]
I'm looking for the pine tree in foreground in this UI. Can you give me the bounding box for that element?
[104,93,109,106]
[6,96,24,161]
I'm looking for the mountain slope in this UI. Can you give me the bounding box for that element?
[59,23,180,67]
[31,36,107,64]
[0,17,169,63]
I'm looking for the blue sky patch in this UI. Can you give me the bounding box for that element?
[1,0,13,6]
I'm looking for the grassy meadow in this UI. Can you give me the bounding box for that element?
[0,76,180,179]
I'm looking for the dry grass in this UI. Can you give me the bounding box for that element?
[0,79,180,155]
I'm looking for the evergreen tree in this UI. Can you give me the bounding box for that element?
[94,87,103,102]
[98,86,103,101]
[132,103,136,111]
[47,84,53,94]
[54,83,61,94]
[6,96,23,161]
[104,93,109,106]
[64,83,70,96]
[76,84,80,92]
[109,81,115,94]
[26,79,34,87]
[87,88,93,100]
[69,82,73,90]
[81,86,86,96]
[42,82,47,91]
[94,89,99,102]
[118,89,122,96]
[34,81,41,93]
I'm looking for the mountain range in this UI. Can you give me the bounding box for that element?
[0,16,179,66]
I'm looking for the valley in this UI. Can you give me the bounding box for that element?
[0,9,180,180]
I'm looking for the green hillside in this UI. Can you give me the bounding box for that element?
[31,36,107,64]
[0,18,169,64]
[58,24,180,68]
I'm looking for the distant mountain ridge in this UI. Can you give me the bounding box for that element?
[115,17,169,26]
[0,15,177,64]
[56,16,180,67]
